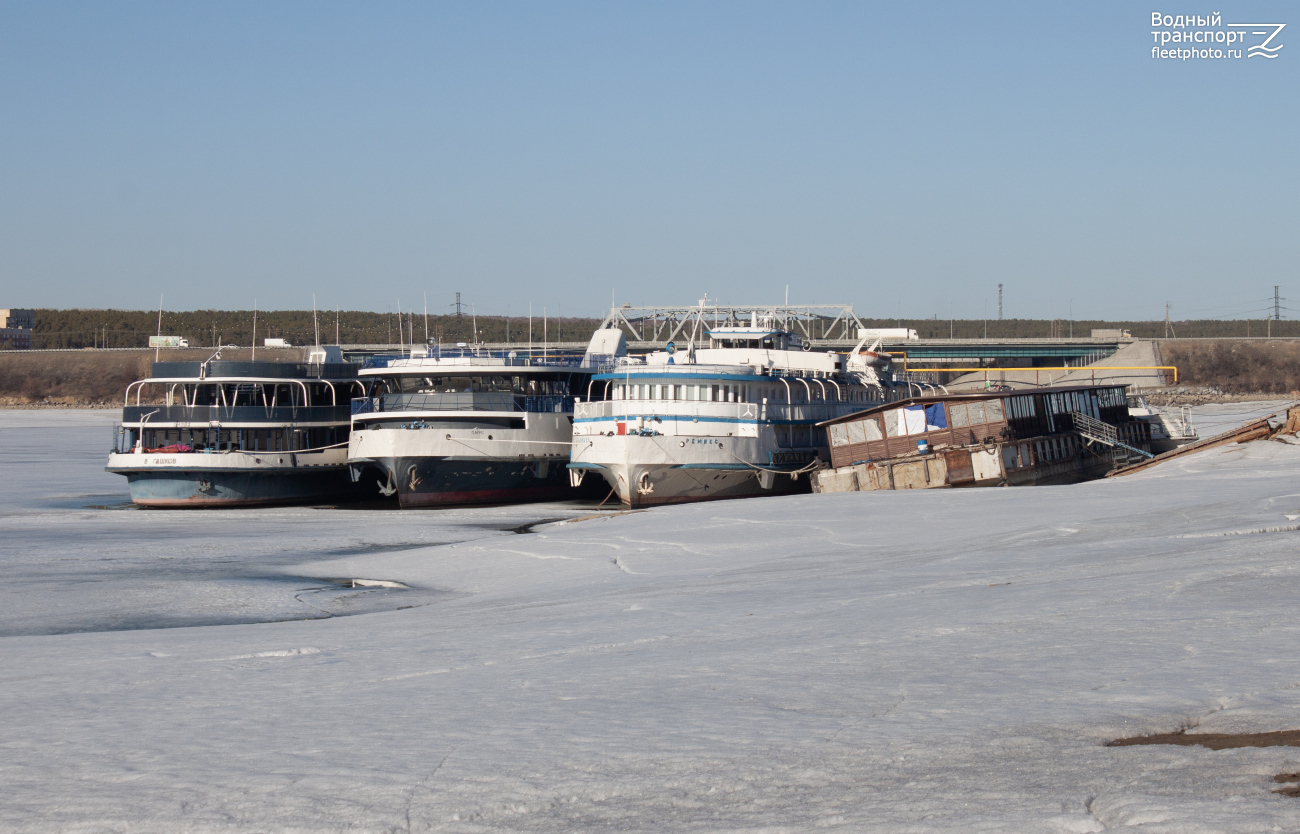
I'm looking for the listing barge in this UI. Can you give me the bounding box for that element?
[812,384,1156,493]
[105,350,366,507]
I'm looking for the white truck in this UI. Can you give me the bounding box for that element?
[856,328,919,341]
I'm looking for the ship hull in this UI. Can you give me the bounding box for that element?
[584,460,808,508]
[375,456,601,508]
[107,449,361,508]
[120,467,358,507]
[348,409,595,509]
[571,431,814,508]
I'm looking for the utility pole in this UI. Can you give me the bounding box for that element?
[1271,285,1281,338]
[997,284,1003,320]
[455,292,462,317]
[1164,302,1175,338]
[155,294,163,361]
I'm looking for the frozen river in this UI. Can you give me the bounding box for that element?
[3,402,1300,831]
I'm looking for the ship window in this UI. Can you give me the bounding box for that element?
[968,402,986,425]
[862,418,883,441]
[950,404,969,428]
[829,424,849,447]
[846,420,866,444]
[986,399,1004,422]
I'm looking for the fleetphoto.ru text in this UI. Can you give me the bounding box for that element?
[1151,11,1285,61]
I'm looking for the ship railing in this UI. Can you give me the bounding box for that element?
[121,405,353,424]
[573,400,862,423]
[352,393,576,415]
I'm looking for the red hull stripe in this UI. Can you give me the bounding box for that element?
[400,487,573,507]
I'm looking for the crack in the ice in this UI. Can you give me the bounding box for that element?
[873,694,906,719]
[404,744,458,833]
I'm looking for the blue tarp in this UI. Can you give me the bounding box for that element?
[924,403,947,430]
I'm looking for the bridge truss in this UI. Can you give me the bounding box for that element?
[597,303,867,346]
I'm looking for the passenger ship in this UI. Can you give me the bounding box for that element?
[105,348,364,507]
[569,311,898,507]
[346,334,617,507]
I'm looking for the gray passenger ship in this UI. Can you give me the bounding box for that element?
[106,349,366,507]
[346,334,617,508]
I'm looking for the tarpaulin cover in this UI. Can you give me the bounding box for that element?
[925,403,948,431]
[902,406,927,436]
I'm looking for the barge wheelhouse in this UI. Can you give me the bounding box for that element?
[347,339,609,508]
[105,351,365,507]
[570,313,899,507]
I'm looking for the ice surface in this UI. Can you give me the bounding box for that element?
[4,407,1300,831]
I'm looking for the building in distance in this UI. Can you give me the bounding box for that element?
[0,309,34,350]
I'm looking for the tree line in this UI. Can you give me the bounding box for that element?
[23,309,605,350]
[14,309,1300,350]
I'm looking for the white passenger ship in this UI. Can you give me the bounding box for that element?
[105,348,364,507]
[346,334,616,508]
[569,311,899,506]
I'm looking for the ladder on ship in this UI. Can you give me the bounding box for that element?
[1070,411,1154,466]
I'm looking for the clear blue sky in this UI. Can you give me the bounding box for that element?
[1,2,1295,321]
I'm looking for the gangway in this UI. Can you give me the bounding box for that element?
[1070,411,1154,465]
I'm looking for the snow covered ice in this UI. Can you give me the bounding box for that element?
[4,404,1300,832]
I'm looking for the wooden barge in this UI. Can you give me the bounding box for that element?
[811,384,1155,493]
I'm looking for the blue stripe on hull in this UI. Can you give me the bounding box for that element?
[388,457,604,508]
[125,468,359,507]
